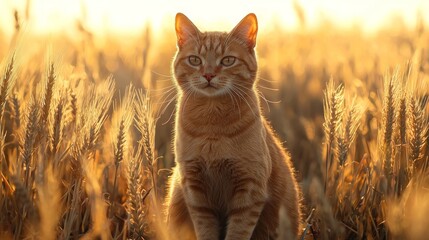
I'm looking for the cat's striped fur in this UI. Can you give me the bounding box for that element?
[165,13,302,240]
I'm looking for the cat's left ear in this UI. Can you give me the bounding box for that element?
[175,13,200,48]
[230,13,258,48]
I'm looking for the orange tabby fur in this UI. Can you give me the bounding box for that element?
[165,13,302,240]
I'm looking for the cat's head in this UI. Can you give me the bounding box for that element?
[173,13,258,97]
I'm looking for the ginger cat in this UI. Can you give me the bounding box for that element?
[165,13,302,240]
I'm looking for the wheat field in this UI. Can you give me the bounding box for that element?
[0,6,429,240]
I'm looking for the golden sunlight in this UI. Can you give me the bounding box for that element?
[1,0,429,240]
[1,0,428,37]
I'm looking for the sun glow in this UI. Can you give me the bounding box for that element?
[1,0,428,38]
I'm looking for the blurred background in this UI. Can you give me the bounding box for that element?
[1,0,428,35]
[0,0,428,239]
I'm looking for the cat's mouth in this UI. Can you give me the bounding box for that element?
[195,81,219,90]
[203,83,217,89]
[193,82,224,96]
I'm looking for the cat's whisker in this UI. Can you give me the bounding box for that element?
[151,70,174,78]
[151,84,176,92]
[157,87,178,108]
[259,92,281,104]
[257,84,279,91]
[258,76,277,83]
[234,84,260,107]
[159,92,178,117]
[231,90,242,119]
[256,89,272,113]
[161,95,178,125]
[180,87,196,116]
[226,88,241,119]
[160,85,195,125]
[253,83,282,105]
[150,86,177,99]
[230,86,257,117]
[153,78,175,83]
[157,85,192,125]
[155,87,177,102]
[234,85,262,116]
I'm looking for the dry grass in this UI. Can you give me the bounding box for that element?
[0,10,429,240]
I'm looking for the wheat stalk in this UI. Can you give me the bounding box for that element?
[52,100,63,154]
[337,98,363,166]
[10,93,20,128]
[19,98,39,188]
[81,156,110,240]
[68,88,77,127]
[135,90,158,199]
[381,70,397,195]
[110,85,134,218]
[408,96,427,174]
[62,78,114,239]
[72,77,115,161]
[0,127,6,209]
[60,175,84,239]
[395,95,407,195]
[35,162,61,240]
[10,174,38,238]
[323,78,344,192]
[42,63,56,123]
[394,64,410,197]
[0,55,15,122]
[126,148,150,239]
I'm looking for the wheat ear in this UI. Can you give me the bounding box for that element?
[20,99,39,188]
[337,98,363,166]
[42,63,56,123]
[323,78,344,192]
[0,55,15,122]
[110,85,134,218]
[381,71,397,195]
[126,148,151,239]
[134,90,158,199]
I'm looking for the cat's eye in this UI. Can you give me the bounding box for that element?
[220,56,236,67]
[188,55,202,66]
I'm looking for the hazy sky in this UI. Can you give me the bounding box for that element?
[1,0,428,36]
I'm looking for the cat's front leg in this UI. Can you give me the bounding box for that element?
[225,172,268,240]
[181,159,219,240]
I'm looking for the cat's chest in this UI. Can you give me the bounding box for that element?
[184,137,234,160]
[189,158,237,206]
[176,117,264,160]
[199,138,228,155]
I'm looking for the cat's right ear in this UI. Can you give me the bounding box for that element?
[175,13,200,48]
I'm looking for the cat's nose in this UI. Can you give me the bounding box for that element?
[203,73,216,82]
